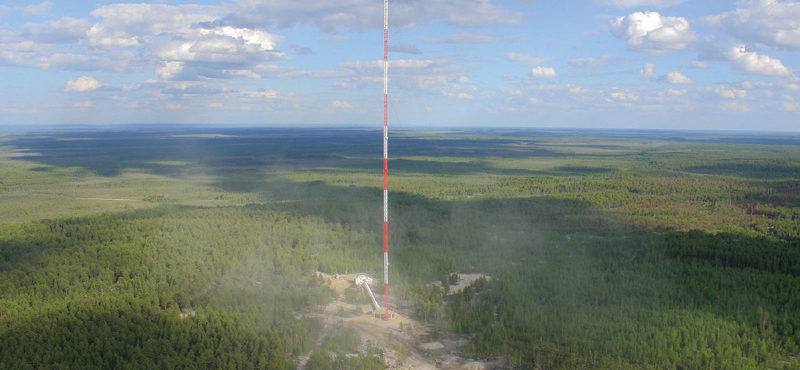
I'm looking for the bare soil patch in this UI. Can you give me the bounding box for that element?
[301,272,504,370]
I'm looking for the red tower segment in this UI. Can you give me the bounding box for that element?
[382,0,390,321]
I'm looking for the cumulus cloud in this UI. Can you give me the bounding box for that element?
[597,0,687,7]
[567,55,621,69]
[21,2,52,17]
[65,76,102,92]
[642,65,693,84]
[218,0,523,32]
[330,99,352,108]
[783,102,800,111]
[531,66,558,78]
[569,86,588,94]
[21,17,90,44]
[666,71,693,84]
[723,101,750,112]
[3,2,288,82]
[241,88,279,100]
[162,81,233,96]
[610,11,697,53]
[726,45,792,77]
[640,63,657,79]
[704,0,800,51]
[152,26,284,65]
[715,85,747,99]
[607,90,640,102]
[505,52,550,66]
[157,61,191,80]
[337,57,468,93]
[421,33,501,44]
[86,4,222,48]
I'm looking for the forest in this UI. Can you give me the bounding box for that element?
[0,126,799,369]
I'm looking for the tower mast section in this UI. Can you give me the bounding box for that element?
[382,0,390,321]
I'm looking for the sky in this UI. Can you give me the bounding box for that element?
[1,0,800,131]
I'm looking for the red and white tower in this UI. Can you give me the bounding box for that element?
[382,0,390,321]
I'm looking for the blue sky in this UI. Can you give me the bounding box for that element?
[1,0,799,131]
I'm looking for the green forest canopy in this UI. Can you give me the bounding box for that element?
[0,127,799,369]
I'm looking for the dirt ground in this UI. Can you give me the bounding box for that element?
[299,272,504,370]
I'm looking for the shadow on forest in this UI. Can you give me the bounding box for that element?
[686,163,800,180]
[4,128,625,178]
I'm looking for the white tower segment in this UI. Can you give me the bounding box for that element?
[382,0,390,321]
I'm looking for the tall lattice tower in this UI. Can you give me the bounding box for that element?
[382,0,390,321]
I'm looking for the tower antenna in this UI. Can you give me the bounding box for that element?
[382,0,390,321]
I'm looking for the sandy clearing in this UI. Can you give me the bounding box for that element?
[302,272,504,370]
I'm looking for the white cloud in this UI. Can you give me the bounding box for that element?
[704,0,800,51]
[667,88,686,96]
[610,91,628,100]
[242,89,279,100]
[422,33,501,44]
[3,3,285,81]
[81,3,287,80]
[505,52,550,66]
[610,11,696,54]
[21,17,90,44]
[73,100,93,108]
[0,41,116,71]
[153,28,284,65]
[567,55,620,69]
[569,86,588,94]
[723,101,750,112]
[330,99,352,108]
[715,85,747,99]
[86,4,221,48]
[531,66,558,78]
[222,0,523,32]
[640,64,693,84]
[597,0,687,7]
[65,76,102,92]
[157,61,189,80]
[529,97,540,104]
[337,57,468,93]
[726,45,792,77]
[21,2,52,17]
[690,60,709,69]
[783,102,800,111]
[200,26,279,51]
[640,63,657,79]
[666,71,693,84]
